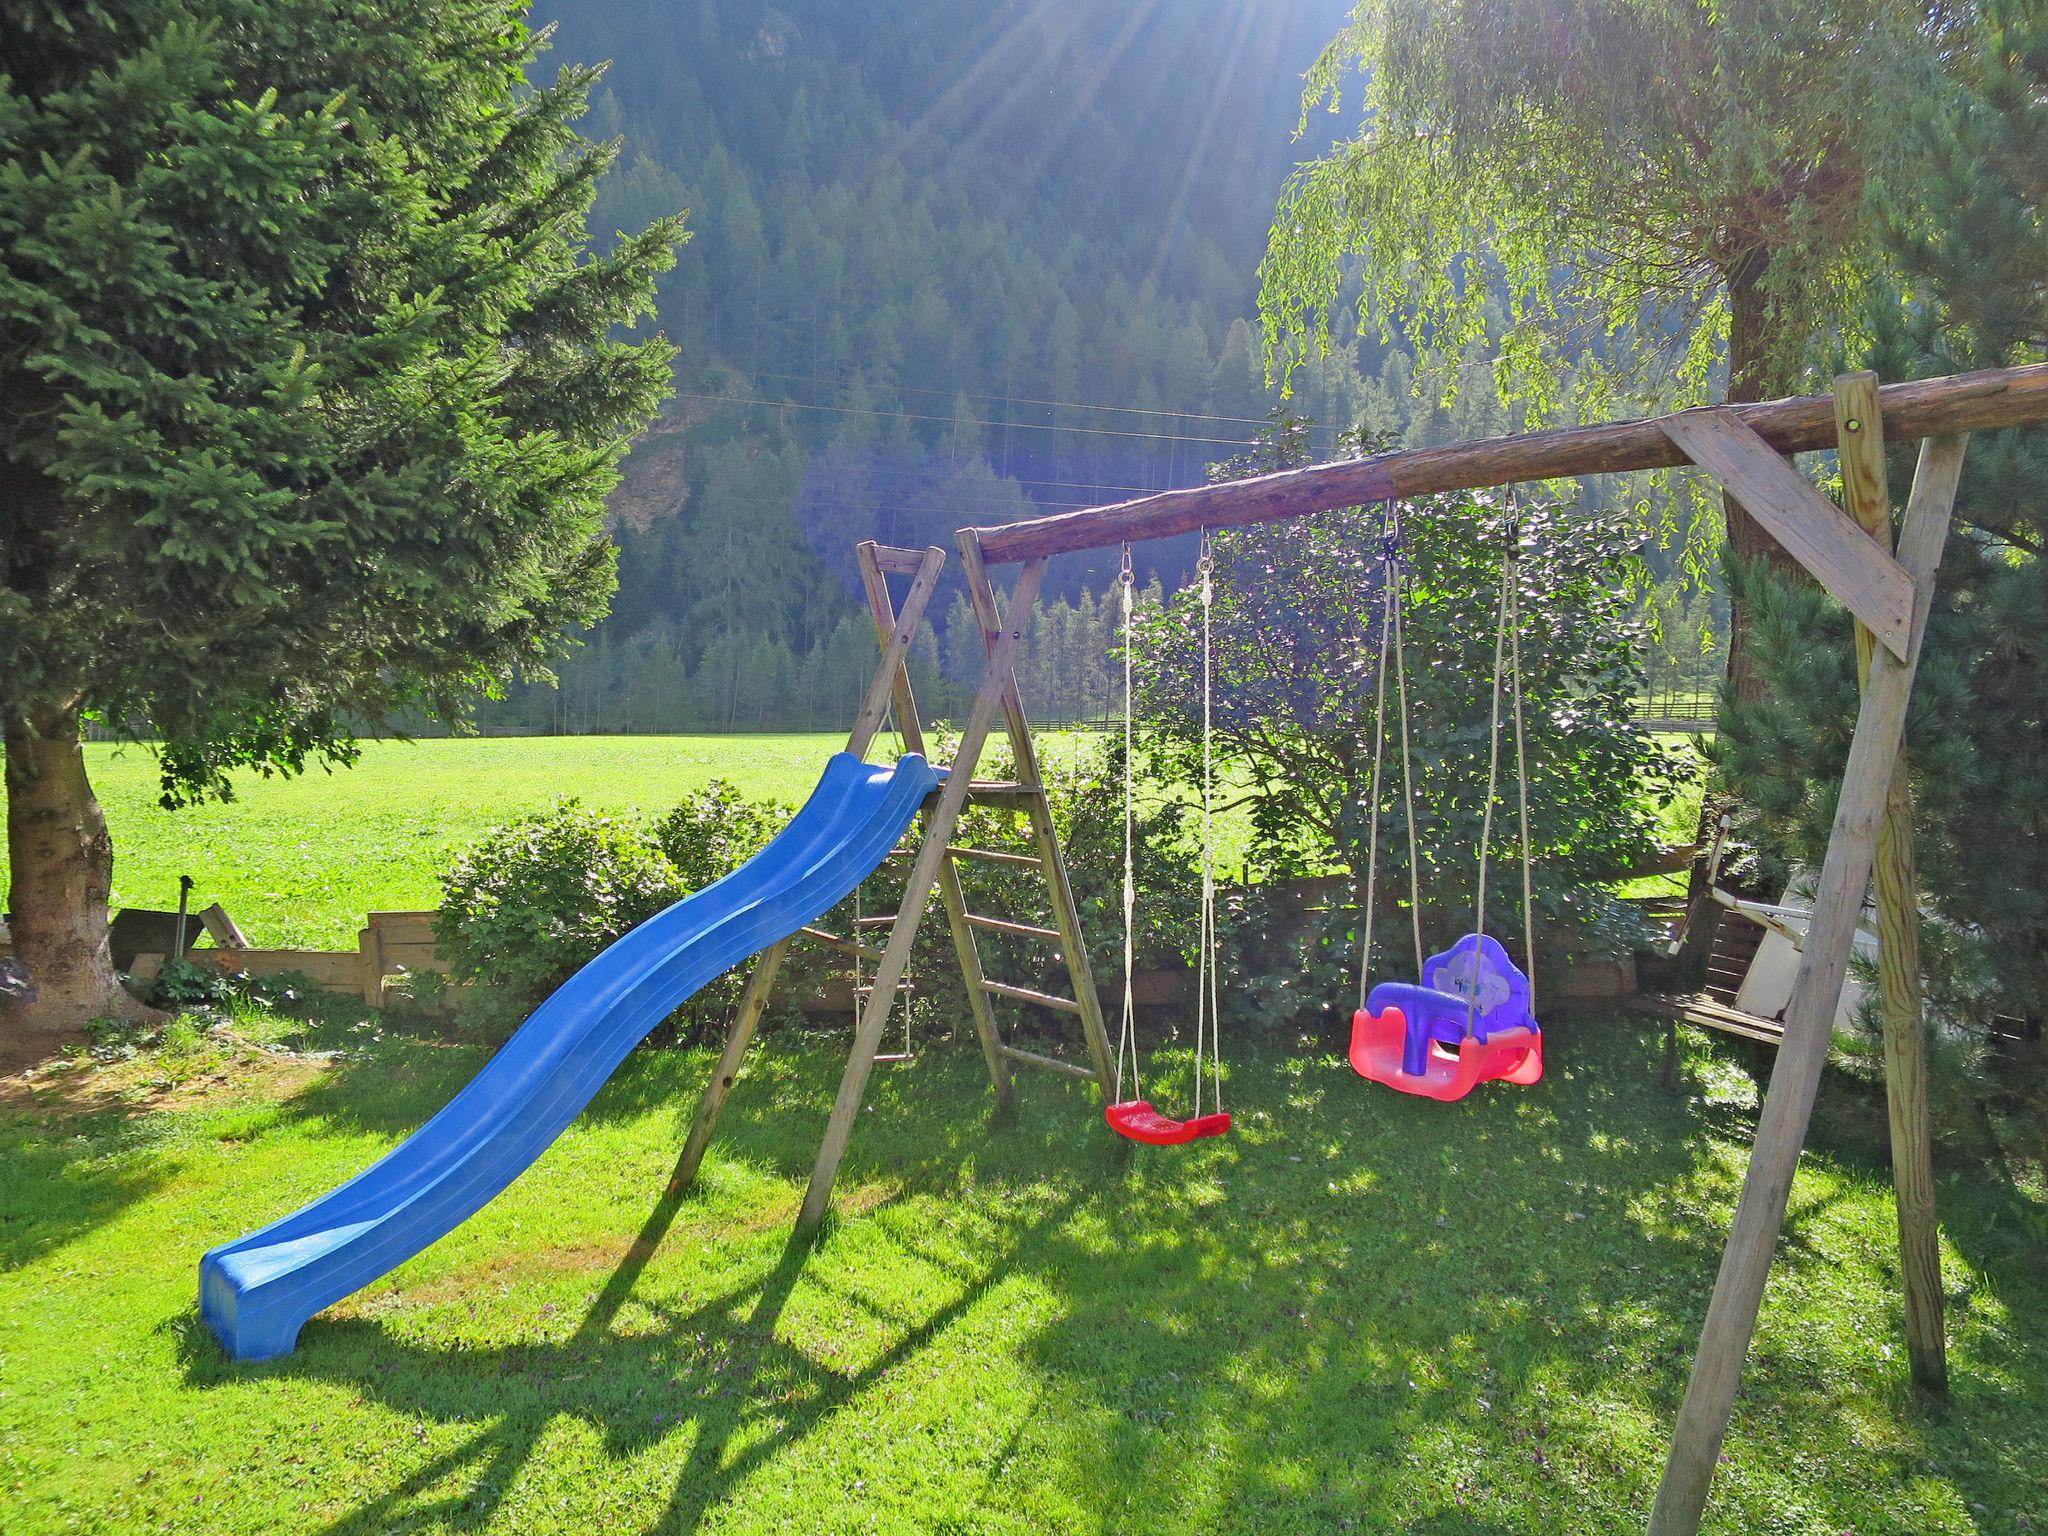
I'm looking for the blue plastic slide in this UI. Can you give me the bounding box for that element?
[200,752,938,1361]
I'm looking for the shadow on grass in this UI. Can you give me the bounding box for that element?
[161,1008,2045,1532]
[177,1166,1072,1536]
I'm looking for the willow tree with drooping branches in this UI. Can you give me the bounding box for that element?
[1257,0,1952,692]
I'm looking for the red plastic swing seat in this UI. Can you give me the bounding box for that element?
[1348,1005,1543,1103]
[1105,1099,1233,1145]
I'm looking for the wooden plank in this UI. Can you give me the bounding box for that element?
[958,783,1047,810]
[978,978,1083,1013]
[365,911,440,941]
[855,539,1015,1112]
[798,925,884,962]
[944,845,1041,868]
[197,903,251,949]
[1660,408,1913,658]
[1650,433,1966,1536]
[796,556,1050,1234]
[957,531,1118,1091]
[1632,994,1786,1046]
[969,361,2048,563]
[170,948,364,990]
[963,913,1063,943]
[356,924,384,1007]
[997,1044,1097,1081]
[1835,371,1947,1395]
[867,543,934,577]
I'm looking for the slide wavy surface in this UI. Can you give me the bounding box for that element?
[200,752,937,1360]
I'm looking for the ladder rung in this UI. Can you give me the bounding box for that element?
[979,979,1081,1013]
[799,926,884,961]
[946,845,1041,868]
[964,913,1062,943]
[853,914,899,927]
[855,982,916,996]
[961,782,1046,810]
[997,1043,1096,1081]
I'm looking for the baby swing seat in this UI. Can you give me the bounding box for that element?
[1349,933,1543,1102]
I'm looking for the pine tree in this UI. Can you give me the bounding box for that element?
[1719,0,2047,1024]
[0,3,682,1045]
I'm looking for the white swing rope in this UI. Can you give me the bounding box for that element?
[1115,545,1141,1104]
[1469,514,1537,1028]
[1195,530,1223,1118]
[1357,502,1423,1010]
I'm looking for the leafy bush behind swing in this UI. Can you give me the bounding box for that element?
[1130,488,1676,1029]
[431,748,1199,1043]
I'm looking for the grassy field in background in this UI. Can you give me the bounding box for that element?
[0,731,1708,952]
[3,736,856,950]
[1,1005,2041,1535]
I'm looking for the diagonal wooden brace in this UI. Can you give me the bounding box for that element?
[1660,408,1915,658]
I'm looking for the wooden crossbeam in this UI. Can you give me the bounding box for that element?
[945,845,1042,868]
[967,361,2047,564]
[1659,408,1913,657]
[866,543,934,577]
[963,913,1063,943]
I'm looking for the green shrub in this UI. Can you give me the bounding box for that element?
[436,801,684,1011]
[653,780,790,889]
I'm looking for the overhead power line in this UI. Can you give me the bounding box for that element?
[732,366,1277,427]
[674,389,1259,447]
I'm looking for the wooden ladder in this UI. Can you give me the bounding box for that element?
[668,538,1114,1223]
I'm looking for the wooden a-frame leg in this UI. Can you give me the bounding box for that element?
[1648,434,1966,1536]
[796,553,1050,1235]
[671,544,951,1196]
[853,540,1015,1113]
[1834,373,1947,1394]
[669,936,790,1192]
[956,534,1117,1094]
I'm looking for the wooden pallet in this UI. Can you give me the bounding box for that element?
[1632,992,1785,1047]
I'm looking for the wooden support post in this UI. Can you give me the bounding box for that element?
[854,542,1015,1114]
[668,936,790,1192]
[671,545,952,1196]
[957,533,1118,1092]
[1834,372,1948,1394]
[796,554,1050,1235]
[1648,434,1967,1536]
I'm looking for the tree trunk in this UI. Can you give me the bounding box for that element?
[1674,256,1809,987]
[2,701,155,1064]
[1721,257,1806,703]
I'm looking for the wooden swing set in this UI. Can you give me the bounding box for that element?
[670,359,2048,1536]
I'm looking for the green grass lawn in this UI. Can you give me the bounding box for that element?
[2,1003,2041,1534]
